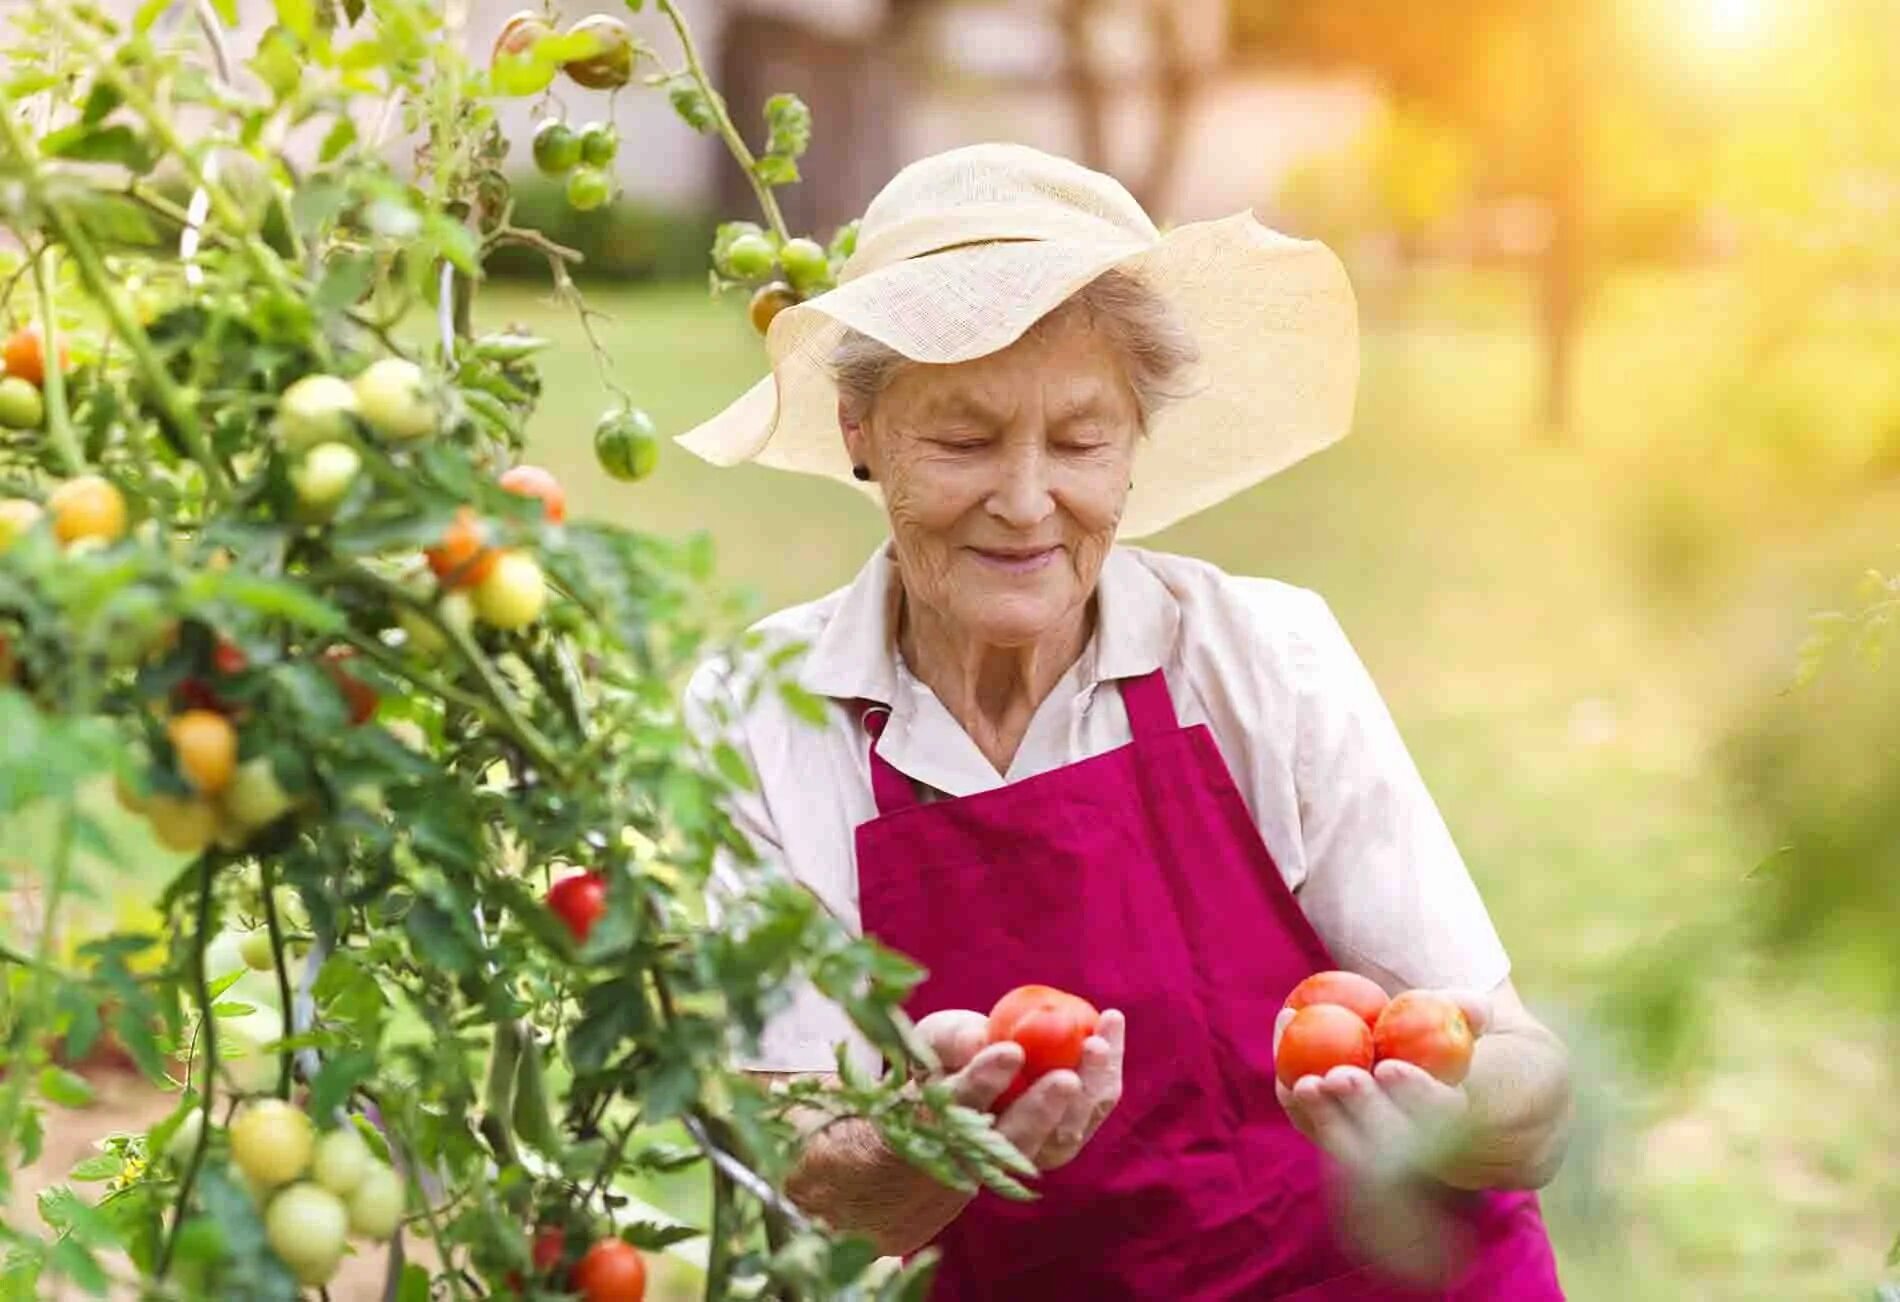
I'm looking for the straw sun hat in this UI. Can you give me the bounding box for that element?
[676,142,1360,539]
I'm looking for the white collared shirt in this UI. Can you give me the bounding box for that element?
[687,545,1509,1073]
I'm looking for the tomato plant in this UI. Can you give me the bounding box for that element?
[1371,991,1476,1085]
[1275,1004,1375,1087]
[533,120,582,175]
[2,324,67,387]
[0,3,1012,1299]
[1284,970,1389,1029]
[986,985,1100,1109]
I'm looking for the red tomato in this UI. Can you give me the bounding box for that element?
[1284,970,1389,1030]
[320,647,379,726]
[3,325,70,388]
[212,637,248,676]
[1371,991,1475,1086]
[985,984,1099,1110]
[1275,1003,1374,1088]
[548,871,607,943]
[571,1237,645,1302]
[531,1225,566,1273]
[425,507,498,589]
[498,465,567,524]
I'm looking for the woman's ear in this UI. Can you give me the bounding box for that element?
[838,397,869,469]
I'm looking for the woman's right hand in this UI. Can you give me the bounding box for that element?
[916,1007,1126,1172]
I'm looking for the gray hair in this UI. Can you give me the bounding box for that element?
[828,267,1201,432]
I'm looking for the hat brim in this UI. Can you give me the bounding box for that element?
[675,211,1359,540]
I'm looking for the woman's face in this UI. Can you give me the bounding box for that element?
[845,309,1140,648]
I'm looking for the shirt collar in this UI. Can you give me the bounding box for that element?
[799,543,1180,705]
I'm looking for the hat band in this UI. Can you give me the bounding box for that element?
[839,203,1157,284]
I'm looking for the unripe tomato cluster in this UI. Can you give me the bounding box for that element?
[1273,971,1476,1088]
[712,222,856,338]
[532,117,620,212]
[207,1101,405,1287]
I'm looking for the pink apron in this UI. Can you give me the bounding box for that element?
[855,668,1564,1300]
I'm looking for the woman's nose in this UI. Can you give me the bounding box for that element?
[985,442,1055,528]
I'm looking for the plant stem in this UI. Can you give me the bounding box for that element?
[259,859,296,1100]
[655,0,792,244]
[30,251,82,474]
[156,855,220,1279]
[705,1157,735,1301]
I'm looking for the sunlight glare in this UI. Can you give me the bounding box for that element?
[1704,0,1769,44]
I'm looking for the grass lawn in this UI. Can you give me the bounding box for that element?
[20,267,1900,1300]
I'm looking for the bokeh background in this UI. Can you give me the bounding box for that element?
[11,1,1900,1298]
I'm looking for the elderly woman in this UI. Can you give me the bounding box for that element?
[680,144,1571,1299]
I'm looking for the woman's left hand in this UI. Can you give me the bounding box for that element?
[1272,990,1491,1178]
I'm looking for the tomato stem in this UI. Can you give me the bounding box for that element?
[655,0,794,246]
[30,252,81,475]
[156,853,221,1279]
[258,860,297,1101]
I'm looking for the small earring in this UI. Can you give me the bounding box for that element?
[852,464,871,482]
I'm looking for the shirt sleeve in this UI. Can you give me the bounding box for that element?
[684,657,863,1074]
[1286,592,1511,993]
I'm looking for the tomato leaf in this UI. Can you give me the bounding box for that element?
[776,680,828,727]
[274,0,316,43]
[309,1048,377,1119]
[66,1153,121,1183]
[711,741,757,793]
[668,79,719,134]
[396,1264,431,1302]
[621,1220,700,1251]
[764,93,812,159]
[42,123,159,174]
[207,0,238,22]
[80,82,122,125]
[754,153,801,187]
[318,115,358,164]
[36,1065,94,1109]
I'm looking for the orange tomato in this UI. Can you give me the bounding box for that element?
[1284,970,1389,1030]
[498,464,567,524]
[425,507,498,589]
[3,325,69,388]
[1275,1003,1374,1088]
[47,475,127,545]
[168,709,237,795]
[1371,991,1475,1086]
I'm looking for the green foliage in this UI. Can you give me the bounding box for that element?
[488,177,719,283]
[0,1,1028,1297]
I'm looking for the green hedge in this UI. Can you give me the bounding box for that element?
[488,174,719,284]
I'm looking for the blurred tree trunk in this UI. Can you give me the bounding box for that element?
[1055,0,1199,217]
[714,8,904,236]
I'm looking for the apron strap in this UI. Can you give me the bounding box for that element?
[860,703,923,815]
[1119,668,1179,738]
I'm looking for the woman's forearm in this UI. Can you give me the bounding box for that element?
[1432,1024,1573,1191]
[784,1115,974,1256]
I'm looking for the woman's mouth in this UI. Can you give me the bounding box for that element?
[968,546,1060,574]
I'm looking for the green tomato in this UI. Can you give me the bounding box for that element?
[353,358,436,442]
[565,165,614,212]
[593,407,659,482]
[312,1127,371,1197]
[0,376,44,430]
[224,756,297,832]
[238,928,276,972]
[578,121,618,167]
[265,1182,348,1285]
[0,498,43,552]
[346,1164,404,1240]
[722,232,776,281]
[230,1099,313,1189]
[532,119,581,174]
[164,1109,206,1167]
[779,237,830,293]
[274,374,360,451]
[472,551,547,630]
[289,441,361,520]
